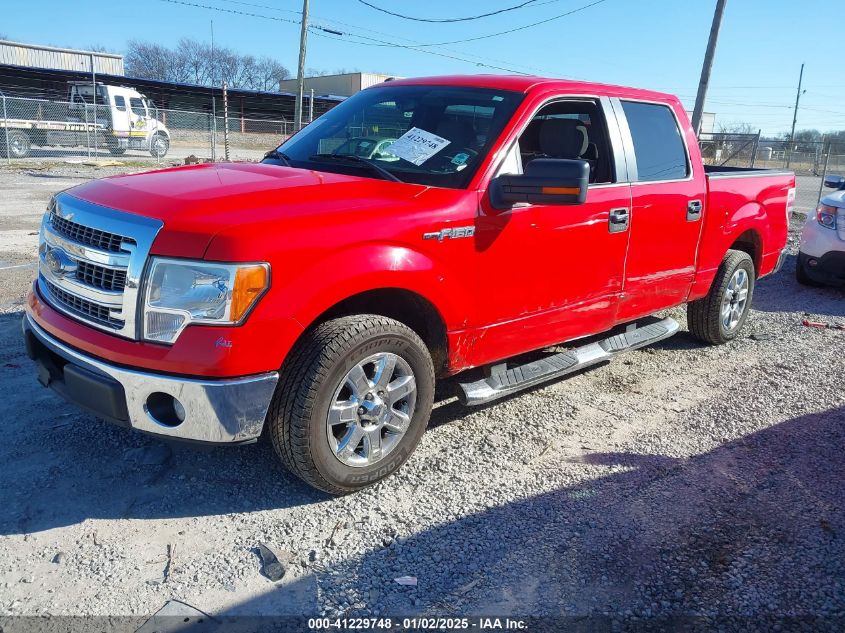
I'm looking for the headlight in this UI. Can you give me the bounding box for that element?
[816,204,838,230]
[143,258,270,343]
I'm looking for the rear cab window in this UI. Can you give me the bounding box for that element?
[114,96,126,111]
[621,101,689,182]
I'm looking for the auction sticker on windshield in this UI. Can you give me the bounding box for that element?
[386,127,451,166]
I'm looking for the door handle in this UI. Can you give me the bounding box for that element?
[687,199,703,222]
[608,207,630,233]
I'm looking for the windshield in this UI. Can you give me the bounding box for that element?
[270,84,523,188]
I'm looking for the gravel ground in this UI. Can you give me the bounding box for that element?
[0,163,843,629]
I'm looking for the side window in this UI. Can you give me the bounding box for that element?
[114,96,126,111]
[516,100,614,184]
[621,101,689,182]
[129,98,146,117]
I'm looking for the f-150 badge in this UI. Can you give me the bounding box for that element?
[423,226,476,241]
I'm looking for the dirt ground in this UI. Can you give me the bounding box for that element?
[0,162,843,629]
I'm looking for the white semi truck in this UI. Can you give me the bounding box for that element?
[0,82,170,159]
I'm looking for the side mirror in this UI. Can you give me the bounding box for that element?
[490,158,589,209]
[823,175,845,190]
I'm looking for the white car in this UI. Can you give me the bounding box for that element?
[796,175,845,286]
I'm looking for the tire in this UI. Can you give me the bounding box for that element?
[687,249,755,345]
[107,145,127,156]
[268,315,435,495]
[795,252,824,287]
[150,132,169,158]
[1,130,31,159]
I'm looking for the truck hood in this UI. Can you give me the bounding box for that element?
[66,162,431,258]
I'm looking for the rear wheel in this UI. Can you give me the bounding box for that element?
[688,249,755,345]
[1,130,31,159]
[268,315,435,495]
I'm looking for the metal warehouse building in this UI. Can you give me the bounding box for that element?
[0,40,124,75]
[279,72,399,97]
[0,39,343,124]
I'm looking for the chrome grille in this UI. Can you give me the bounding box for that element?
[75,260,127,291]
[44,279,124,328]
[50,212,135,252]
[38,194,162,339]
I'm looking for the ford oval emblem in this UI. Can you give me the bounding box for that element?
[45,248,75,275]
[45,248,63,274]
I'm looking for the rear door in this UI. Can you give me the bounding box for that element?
[614,99,707,321]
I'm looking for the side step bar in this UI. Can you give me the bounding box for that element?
[457,317,679,406]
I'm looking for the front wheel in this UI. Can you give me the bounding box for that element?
[687,249,755,345]
[268,315,435,495]
[150,132,169,158]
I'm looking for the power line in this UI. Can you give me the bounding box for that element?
[375,0,611,47]
[158,0,534,74]
[355,0,549,23]
[307,28,533,75]
[160,0,298,25]
[208,0,552,75]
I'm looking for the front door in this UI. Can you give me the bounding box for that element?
[525,99,631,344]
[615,99,707,321]
[470,97,632,366]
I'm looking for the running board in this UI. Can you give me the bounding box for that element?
[457,317,679,406]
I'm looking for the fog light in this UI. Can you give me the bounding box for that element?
[145,392,186,427]
[172,398,186,422]
[808,258,818,267]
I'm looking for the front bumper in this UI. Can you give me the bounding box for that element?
[22,313,279,444]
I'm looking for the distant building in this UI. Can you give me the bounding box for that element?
[279,72,399,97]
[686,110,716,135]
[0,40,124,75]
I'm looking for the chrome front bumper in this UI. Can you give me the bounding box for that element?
[23,314,279,444]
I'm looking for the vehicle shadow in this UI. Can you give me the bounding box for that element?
[752,253,845,317]
[209,406,845,623]
[0,311,497,535]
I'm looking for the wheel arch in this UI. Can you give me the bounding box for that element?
[306,287,449,376]
[729,228,763,276]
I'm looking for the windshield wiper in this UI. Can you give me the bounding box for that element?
[263,149,293,166]
[308,153,403,183]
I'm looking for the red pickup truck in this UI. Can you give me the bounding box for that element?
[24,75,795,493]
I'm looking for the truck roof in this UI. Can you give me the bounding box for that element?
[379,74,679,103]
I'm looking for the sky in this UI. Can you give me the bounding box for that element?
[3,0,843,136]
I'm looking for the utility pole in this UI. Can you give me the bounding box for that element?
[294,0,310,132]
[309,88,315,123]
[91,53,98,156]
[210,20,217,161]
[786,63,805,169]
[691,0,727,137]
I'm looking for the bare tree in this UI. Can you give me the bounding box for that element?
[125,41,172,80]
[255,57,290,91]
[125,39,290,91]
[716,122,757,135]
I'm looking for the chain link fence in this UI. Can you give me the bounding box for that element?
[699,132,845,214]
[0,93,301,165]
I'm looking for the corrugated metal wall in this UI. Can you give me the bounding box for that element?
[279,72,399,97]
[0,40,124,75]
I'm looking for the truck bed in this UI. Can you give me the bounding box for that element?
[704,164,793,179]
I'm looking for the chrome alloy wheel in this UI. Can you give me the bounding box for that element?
[721,268,749,331]
[327,353,417,468]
